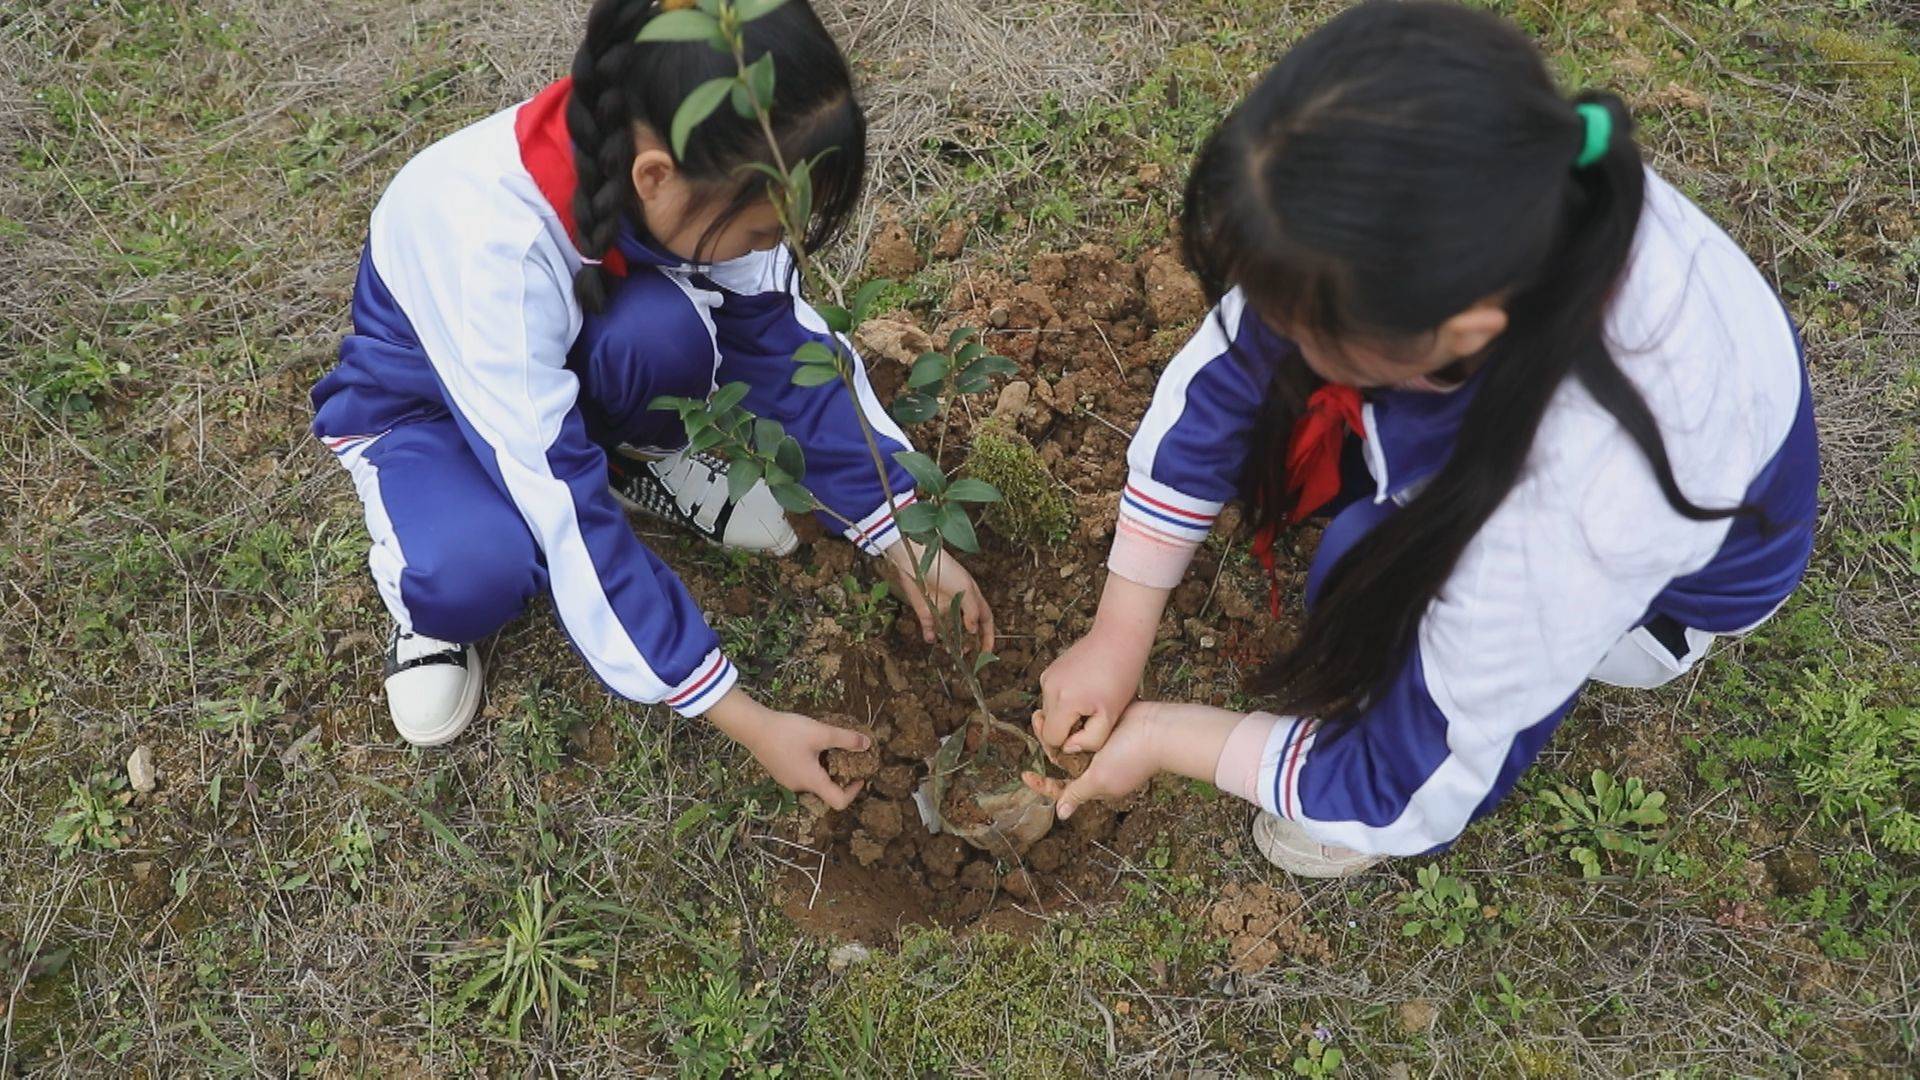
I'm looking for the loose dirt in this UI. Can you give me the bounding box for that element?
[776,244,1296,943]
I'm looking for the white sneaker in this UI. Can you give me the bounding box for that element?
[1251,811,1386,879]
[607,447,799,556]
[384,628,483,748]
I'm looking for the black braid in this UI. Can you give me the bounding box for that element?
[567,0,657,313]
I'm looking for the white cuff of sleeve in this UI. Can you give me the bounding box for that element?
[663,649,739,718]
[845,491,919,556]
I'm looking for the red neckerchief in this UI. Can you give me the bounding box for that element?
[513,77,629,277]
[1251,383,1365,617]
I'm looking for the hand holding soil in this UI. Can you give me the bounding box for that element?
[707,689,872,810]
[1036,574,1167,753]
[1022,703,1165,819]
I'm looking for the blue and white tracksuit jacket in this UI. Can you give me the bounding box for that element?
[1108,170,1818,855]
[310,80,917,718]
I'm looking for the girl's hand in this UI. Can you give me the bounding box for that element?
[1036,574,1169,754]
[882,539,996,652]
[1036,628,1145,755]
[1021,703,1168,819]
[706,688,870,810]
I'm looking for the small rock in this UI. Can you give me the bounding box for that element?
[126,746,157,793]
[992,381,1031,422]
[932,217,968,260]
[852,318,932,366]
[988,305,1011,328]
[865,218,922,279]
[1396,999,1439,1035]
[826,942,871,973]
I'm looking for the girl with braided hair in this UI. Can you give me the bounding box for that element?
[311,0,991,808]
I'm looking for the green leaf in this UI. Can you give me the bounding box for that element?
[745,53,776,111]
[916,539,940,576]
[957,342,986,364]
[936,504,980,553]
[945,478,1001,504]
[689,426,727,453]
[710,381,751,414]
[946,326,980,351]
[788,157,814,239]
[907,352,950,389]
[890,392,939,425]
[727,457,763,503]
[753,418,784,454]
[894,501,937,537]
[953,371,991,395]
[791,364,840,387]
[892,451,946,492]
[851,279,891,324]
[670,77,735,161]
[637,10,720,41]
[770,482,814,514]
[774,436,806,480]
[972,651,998,675]
[974,353,1019,378]
[733,0,789,20]
[794,339,840,367]
[816,304,853,334]
[730,79,756,120]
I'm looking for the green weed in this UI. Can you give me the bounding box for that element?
[1536,769,1671,879]
[438,875,603,1043]
[656,940,788,1078]
[45,771,134,855]
[500,683,581,772]
[1396,865,1482,948]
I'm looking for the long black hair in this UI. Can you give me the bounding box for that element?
[1181,0,1745,720]
[566,0,866,312]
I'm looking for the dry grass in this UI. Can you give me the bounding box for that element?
[2,0,1916,1075]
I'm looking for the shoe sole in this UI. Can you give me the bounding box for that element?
[394,646,484,748]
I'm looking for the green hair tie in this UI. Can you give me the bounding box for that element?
[1574,103,1613,169]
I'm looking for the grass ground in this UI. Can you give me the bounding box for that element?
[2,0,1917,1075]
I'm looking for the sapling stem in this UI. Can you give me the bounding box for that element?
[674,1,1027,772]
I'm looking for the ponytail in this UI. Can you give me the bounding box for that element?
[1180,1,1748,721]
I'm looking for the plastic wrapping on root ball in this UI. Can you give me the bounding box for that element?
[924,717,1056,859]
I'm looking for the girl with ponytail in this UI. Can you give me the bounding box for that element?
[1027,0,1817,876]
[312,0,992,808]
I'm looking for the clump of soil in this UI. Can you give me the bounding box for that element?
[821,714,881,787]
[1207,881,1334,973]
[770,242,1292,943]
